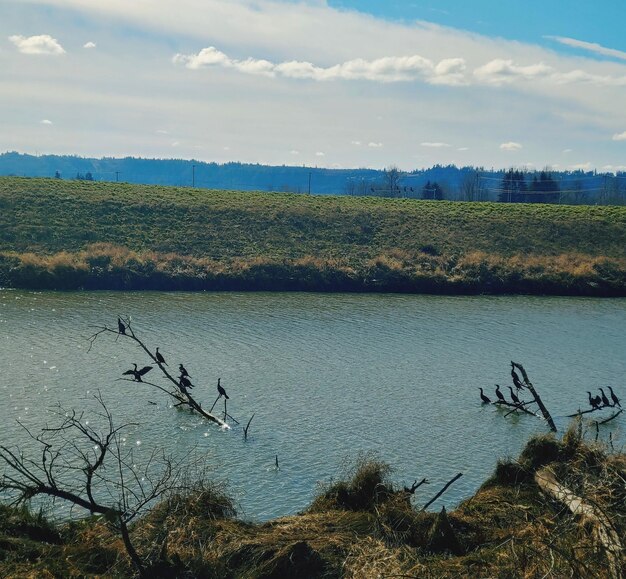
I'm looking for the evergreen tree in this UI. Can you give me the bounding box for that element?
[498,169,527,202]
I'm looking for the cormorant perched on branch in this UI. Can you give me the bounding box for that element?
[217,378,229,400]
[479,388,491,404]
[508,386,520,405]
[118,318,126,335]
[495,384,505,403]
[599,387,610,407]
[511,364,524,390]
[179,364,190,378]
[179,375,193,390]
[608,386,621,407]
[155,347,167,366]
[123,364,152,382]
[587,391,601,410]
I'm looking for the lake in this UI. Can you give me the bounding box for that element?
[1,290,625,521]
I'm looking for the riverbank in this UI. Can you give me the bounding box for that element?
[2,243,626,295]
[2,429,624,577]
[2,177,626,294]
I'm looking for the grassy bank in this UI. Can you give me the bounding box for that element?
[2,177,626,294]
[2,428,624,577]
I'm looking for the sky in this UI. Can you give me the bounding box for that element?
[2,0,626,171]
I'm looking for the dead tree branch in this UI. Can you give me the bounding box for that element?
[421,472,463,511]
[87,318,229,428]
[0,393,193,576]
[511,362,557,432]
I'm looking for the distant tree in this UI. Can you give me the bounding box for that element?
[379,165,405,197]
[54,170,62,179]
[498,169,527,203]
[460,170,487,202]
[422,180,443,200]
[85,171,94,181]
[529,171,559,203]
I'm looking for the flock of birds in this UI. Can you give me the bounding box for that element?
[587,387,621,410]
[478,361,622,411]
[479,363,528,406]
[118,317,229,404]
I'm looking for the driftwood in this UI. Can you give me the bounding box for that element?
[243,414,255,441]
[535,466,624,579]
[511,362,557,432]
[421,472,463,511]
[566,406,622,419]
[495,400,542,419]
[88,318,229,429]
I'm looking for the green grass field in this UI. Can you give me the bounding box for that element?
[1,177,625,294]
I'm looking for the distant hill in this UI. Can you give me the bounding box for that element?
[1,151,623,204]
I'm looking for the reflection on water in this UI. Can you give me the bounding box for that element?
[1,290,625,520]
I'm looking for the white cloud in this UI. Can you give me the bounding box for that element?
[457,147,469,151]
[500,141,522,151]
[562,148,573,153]
[174,46,468,84]
[156,129,169,134]
[368,142,383,148]
[547,36,626,61]
[421,141,451,148]
[315,151,325,156]
[350,140,361,146]
[83,41,96,49]
[40,119,53,125]
[612,131,626,141]
[290,149,300,155]
[474,59,552,85]
[9,34,65,55]
[5,0,626,170]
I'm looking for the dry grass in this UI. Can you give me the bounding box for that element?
[2,243,625,294]
[2,429,626,577]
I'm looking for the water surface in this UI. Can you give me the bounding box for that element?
[1,290,625,520]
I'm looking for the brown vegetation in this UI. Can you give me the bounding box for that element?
[2,425,625,577]
[2,243,626,295]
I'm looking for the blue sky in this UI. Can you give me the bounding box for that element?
[330,1,626,53]
[2,0,626,171]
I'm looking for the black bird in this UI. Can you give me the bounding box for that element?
[511,364,524,390]
[155,347,167,366]
[217,378,229,400]
[479,387,491,404]
[508,386,520,405]
[587,391,601,410]
[123,364,152,382]
[599,387,610,407]
[608,386,621,407]
[118,317,126,335]
[179,364,191,378]
[495,384,505,403]
[179,375,193,390]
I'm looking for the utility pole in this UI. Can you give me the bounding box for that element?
[115,171,120,182]
[308,171,311,195]
[192,164,196,188]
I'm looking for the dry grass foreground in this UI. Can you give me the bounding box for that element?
[1,177,626,294]
[1,424,625,578]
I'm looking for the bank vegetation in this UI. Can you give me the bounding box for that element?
[1,424,625,577]
[2,177,625,295]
